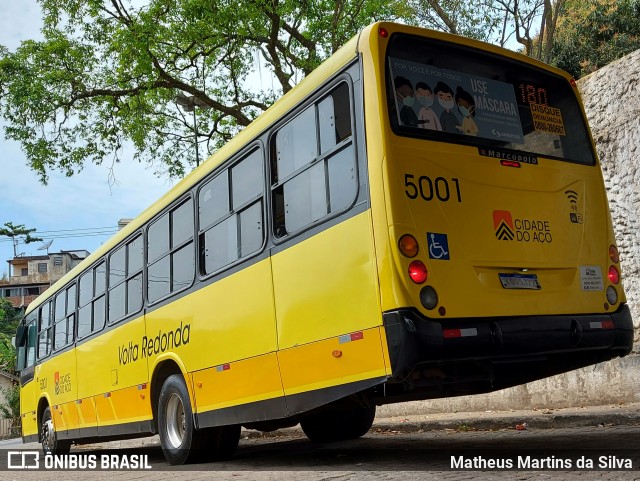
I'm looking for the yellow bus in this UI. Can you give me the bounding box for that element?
[15,22,633,465]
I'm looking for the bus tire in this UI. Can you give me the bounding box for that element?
[301,404,376,443]
[40,406,71,455]
[158,374,203,465]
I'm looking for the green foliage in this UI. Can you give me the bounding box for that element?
[0,222,42,258]
[551,0,640,78]
[0,0,407,181]
[405,0,504,43]
[0,384,21,438]
[0,298,21,339]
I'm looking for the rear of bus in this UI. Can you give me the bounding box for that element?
[361,23,634,400]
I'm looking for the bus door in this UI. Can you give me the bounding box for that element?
[16,312,38,440]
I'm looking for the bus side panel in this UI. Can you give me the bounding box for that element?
[146,257,281,415]
[35,349,78,438]
[76,316,149,433]
[76,397,97,436]
[278,326,387,407]
[273,211,385,405]
[192,352,286,426]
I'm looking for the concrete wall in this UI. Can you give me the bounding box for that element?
[379,49,640,416]
[578,49,640,342]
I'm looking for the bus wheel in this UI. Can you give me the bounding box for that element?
[301,404,376,443]
[158,374,202,465]
[41,406,71,455]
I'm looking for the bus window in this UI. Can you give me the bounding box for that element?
[147,198,194,303]
[109,235,143,323]
[77,261,106,339]
[272,82,357,237]
[199,148,264,275]
[53,285,75,350]
[386,34,595,165]
[37,301,52,359]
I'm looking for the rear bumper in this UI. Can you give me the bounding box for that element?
[382,304,633,395]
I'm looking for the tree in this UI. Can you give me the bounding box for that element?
[0,384,20,437]
[0,0,407,182]
[0,298,20,437]
[0,222,42,258]
[0,298,21,335]
[406,0,506,43]
[550,0,640,78]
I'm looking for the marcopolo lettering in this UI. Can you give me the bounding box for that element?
[118,323,191,366]
[478,148,538,165]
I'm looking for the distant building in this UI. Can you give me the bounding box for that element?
[1,250,89,308]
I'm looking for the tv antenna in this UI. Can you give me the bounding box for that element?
[38,240,54,254]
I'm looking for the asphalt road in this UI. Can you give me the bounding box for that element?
[1,422,639,480]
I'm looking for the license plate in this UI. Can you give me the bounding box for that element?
[499,273,541,290]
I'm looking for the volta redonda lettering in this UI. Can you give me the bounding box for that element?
[118,322,191,365]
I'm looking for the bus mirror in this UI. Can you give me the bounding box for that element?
[15,325,26,347]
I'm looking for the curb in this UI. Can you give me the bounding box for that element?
[372,411,640,433]
[242,405,640,439]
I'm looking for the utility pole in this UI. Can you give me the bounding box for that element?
[176,93,212,167]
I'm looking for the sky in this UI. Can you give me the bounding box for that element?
[0,0,174,277]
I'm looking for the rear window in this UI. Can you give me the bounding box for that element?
[386,34,595,165]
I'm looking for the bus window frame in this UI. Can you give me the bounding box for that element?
[146,194,196,307]
[107,230,145,326]
[76,258,108,341]
[384,33,597,167]
[196,141,268,281]
[268,74,360,244]
[37,300,53,361]
[52,281,77,352]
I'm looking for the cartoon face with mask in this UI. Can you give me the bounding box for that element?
[434,81,459,133]
[455,86,479,136]
[435,82,455,111]
[394,76,419,127]
[415,82,442,131]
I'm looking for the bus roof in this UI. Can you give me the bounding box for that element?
[24,27,364,315]
[25,21,574,315]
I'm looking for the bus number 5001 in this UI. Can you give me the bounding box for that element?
[404,174,462,203]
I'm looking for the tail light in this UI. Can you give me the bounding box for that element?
[608,265,620,285]
[408,261,428,284]
[609,245,620,264]
[399,234,419,258]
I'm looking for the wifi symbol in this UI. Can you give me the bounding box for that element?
[565,190,578,204]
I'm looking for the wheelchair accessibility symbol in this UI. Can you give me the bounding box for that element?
[427,233,450,260]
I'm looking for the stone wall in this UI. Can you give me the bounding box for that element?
[578,49,640,342]
[379,49,640,417]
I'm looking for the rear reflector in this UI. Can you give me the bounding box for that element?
[443,328,478,339]
[500,160,521,168]
[589,320,614,330]
[339,331,364,344]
